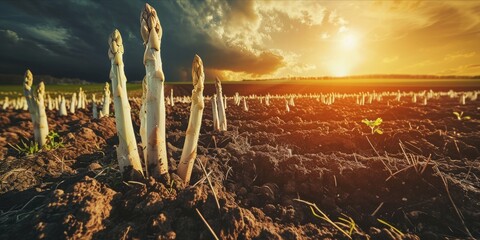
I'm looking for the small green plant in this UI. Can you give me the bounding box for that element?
[362,118,383,134]
[9,140,39,156]
[9,131,63,156]
[453,111,471,121]
[44,131,64,150]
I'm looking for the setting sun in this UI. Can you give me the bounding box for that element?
[340,33,358,51]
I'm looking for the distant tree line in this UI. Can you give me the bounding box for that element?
[0,74,89,85]
[244,74,480,81]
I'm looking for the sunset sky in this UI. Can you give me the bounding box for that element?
[0,0,479,82]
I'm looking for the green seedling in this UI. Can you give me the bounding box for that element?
[362,118,383,134]
[9,131,63,156]
[453,111,471,121]
[9,140,39,156]
[44,131,64,150]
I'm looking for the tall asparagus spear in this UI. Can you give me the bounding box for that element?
[141,3,169,178]
[178,55,205,184]
[108,29,144,179]
[23,70,48,147]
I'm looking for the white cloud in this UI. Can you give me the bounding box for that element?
[0,29,20,42]
[27,25,70,45]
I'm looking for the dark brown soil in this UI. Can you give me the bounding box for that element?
[1,85,479,239]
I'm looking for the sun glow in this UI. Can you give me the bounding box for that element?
[330,65,349,77]
[340,33,358,50]
[325,31,362,76]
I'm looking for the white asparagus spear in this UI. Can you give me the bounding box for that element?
[178,55,205,184]
[108,29,144,179]
[92,94,98,119]
[141,3,169,178]
[23,70,48,147]
[101,82,111,117]
[215,77,227,131]
[212,94,219,131]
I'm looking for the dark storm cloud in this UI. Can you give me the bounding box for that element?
[0,0,284,82]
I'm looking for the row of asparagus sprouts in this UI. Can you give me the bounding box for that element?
[8,3,478,184]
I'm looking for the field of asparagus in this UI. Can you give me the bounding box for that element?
[1,3,480,240]
[1,77,480,239]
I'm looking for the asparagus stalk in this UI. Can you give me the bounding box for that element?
[215,77,227,131]
[212,94,220,131]
[47,95,52,111]
[54,96,59,110]
[141,3,169,178]
[92,94,98,119]
[22,96,28,110]
[178,55,205,184]
[2,97,9,110]
[76,88,82,109]
[140,77,148,176]
[224,95,227,109]
[460,93,466,105]
[81,91,86,109]
[59,96,67,116]
[70,93,76,114]
[23,70,49,147]
[108,29,144,179]
[101,82,111,117]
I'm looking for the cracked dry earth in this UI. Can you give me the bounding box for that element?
[0,85,479,239]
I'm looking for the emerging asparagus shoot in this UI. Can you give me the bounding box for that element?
[178,55,205,184]
[23,70,49,148]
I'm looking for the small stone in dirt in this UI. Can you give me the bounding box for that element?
[78,127,96,140]
[88,163,102,171]
[263,204,276,216]
[237,187,247,196]
[166,231,176,239]
[36,158,46,167]
[158,213,167,224]
[53,189,64,198]
[66,132,75,141]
